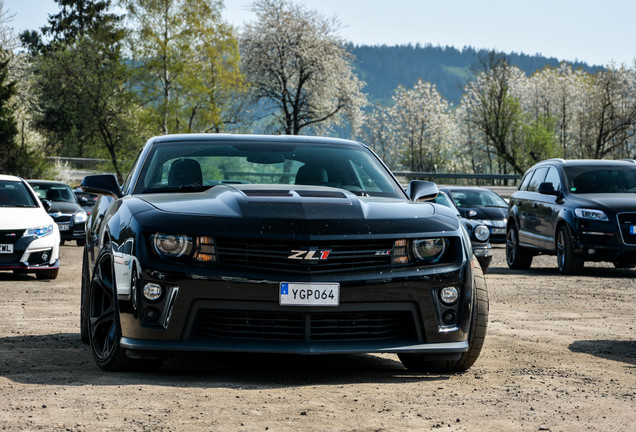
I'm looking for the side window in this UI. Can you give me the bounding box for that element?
[519,170,534,191]
[544,167,562,192]
[527,167,548,192]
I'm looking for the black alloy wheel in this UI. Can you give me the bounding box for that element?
[506,225,533,270]
[556,225,584,275]
[88,244,134,371]
[398,257,489,373]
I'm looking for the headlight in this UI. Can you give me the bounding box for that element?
[474,225,490,242]
[575,208,608,221]
[25,225,54,238]
[151,233,193,257]
[73,211,88,224]
[413,238,447,262]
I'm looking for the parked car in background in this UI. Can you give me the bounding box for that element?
[433,191,493,272]
[28,180,87,246]
[79,133,488,373]
[73,187,98,216]
[0,174,60,279]
[506,158,636,274]
[439,187,508,243]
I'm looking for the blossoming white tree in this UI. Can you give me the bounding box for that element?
[240,0,366,135]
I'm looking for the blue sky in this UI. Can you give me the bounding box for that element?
[5,0,635,67]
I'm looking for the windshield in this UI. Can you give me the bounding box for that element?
[29,182,77,203]
[433,192,460,216]
[0,180,39,208]
[134,141,404,198]
[449,189,508,208]
[564,166,636,194]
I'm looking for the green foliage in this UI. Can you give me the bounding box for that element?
[123,0,247,135]
[521,115,561,170]
[0,53,18,173]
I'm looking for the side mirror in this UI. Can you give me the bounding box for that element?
[407,180,439,201]
[81,174,122,199]
[538,182,558,196]
[40,198,52,212]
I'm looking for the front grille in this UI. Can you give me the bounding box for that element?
[192,309,416,343]
[0,230,24,245]
[617,213,636,245]
[215,238,395,274]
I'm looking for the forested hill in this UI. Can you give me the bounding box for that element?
[349,44,604,105]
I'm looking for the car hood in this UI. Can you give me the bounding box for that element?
[135,185,460,235]
[48,201,82,214]
[461,206,507,220]
[567,193,636,213]
[0,207,55,230]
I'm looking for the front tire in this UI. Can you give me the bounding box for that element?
[556,225,583,275]
[80,247,90,344]
[398,259,489,373]
[506,224,533,270]
[36,268,59,280]
[89,244,135,371]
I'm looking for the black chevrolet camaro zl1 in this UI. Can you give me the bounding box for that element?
[80,134,488,372]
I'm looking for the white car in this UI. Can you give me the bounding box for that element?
[0,174,60,279]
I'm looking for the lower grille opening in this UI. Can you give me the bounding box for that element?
[191,309,418,343]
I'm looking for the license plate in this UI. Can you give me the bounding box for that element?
[0,244,13,254]
[280,282,340,306]
[631,226,636,235]
[491,228,506,235]
[58,223,69,231]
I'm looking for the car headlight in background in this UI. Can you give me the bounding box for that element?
[474,225,490,242]
[25,224,54,238]
[73,211,88,224]
[413,238,447,262]
[151,233,193,257]
[575,208,608,221]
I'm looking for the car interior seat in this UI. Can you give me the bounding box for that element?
[46,188,63,201]
[295,163,328,185]
[168,158,203,187]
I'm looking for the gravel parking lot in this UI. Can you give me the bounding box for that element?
[1,244,634,431]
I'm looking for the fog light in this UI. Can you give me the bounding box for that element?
[42,252,49,261]
[440,287,459,305]
[143,283,163,301]
[144,307,160,321]
[588,249,596,255]
[442,310,457,324]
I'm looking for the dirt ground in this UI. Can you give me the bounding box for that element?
[0,244,634,431]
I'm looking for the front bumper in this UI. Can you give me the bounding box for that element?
[0,233,60,271]
[116,260,475,356]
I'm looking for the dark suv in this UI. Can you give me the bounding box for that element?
[506,159,636,274]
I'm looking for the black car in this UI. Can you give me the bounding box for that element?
[73,187,98,216]
[80,134,488,372]
[28,180,87,246]
[439,187,508,243]
[506,158,636,274]
[433,191,493,272]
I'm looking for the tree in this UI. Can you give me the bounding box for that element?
[462,52,526,174]
[240,0,366,135]
[24,0,137,181]
[122,0,246,135]
[0,52,18,173]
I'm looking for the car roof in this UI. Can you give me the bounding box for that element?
[532,159,636,169]
[148,133,363,148]
[0,174,23,182]
[27,179,69,185]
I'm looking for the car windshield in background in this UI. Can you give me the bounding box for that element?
[564,166,636,194]
[30,183,77,203]
[450,189,508,208]
[135,141,404,198]
[0,180,38,208]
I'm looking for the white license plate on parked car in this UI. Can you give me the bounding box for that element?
[0,244,13,253]
[58,223,69,231]
[280,282,340,306]
[491,228,506,235]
